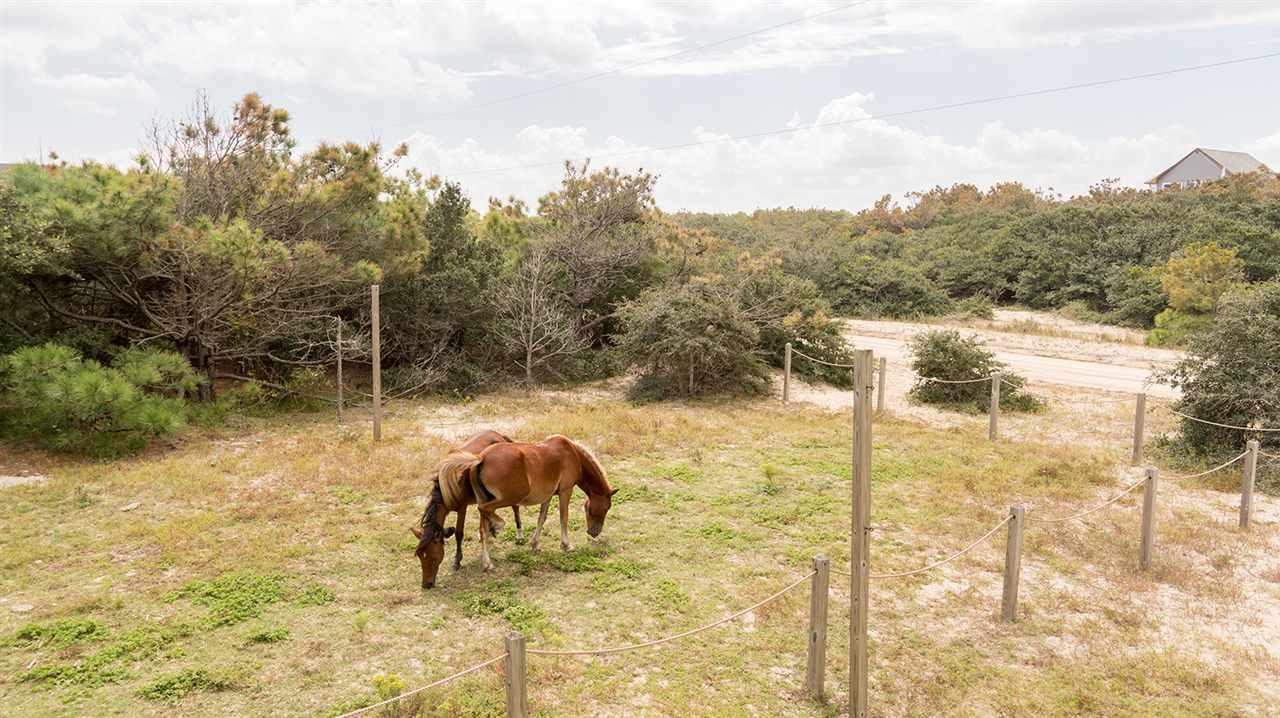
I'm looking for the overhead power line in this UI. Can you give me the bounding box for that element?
[404,1,869,124]
[441,51,1280,178]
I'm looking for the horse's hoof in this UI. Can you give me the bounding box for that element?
[561,543,572,552]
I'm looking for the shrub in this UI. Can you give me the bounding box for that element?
[1161,281,1280,490]
[907,330,1041,412]
[617,280,770,400]
[1147,308,1212,347]
[824,256,952,318]
[947,295,996,320]
[0,343,197,456]
[738,268,853,387]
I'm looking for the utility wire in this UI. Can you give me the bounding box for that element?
[400,1,869,125]
[442,51,1280,177]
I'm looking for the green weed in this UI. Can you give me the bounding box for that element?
[13,618,108,647]
[648,578,690,612]
[454,580,552,637]
[21,624,192,688]
[138,668,232,703]
[245,627,290,644]
[168,573,287,627]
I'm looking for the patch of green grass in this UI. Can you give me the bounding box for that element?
[546,546,606,573]
[454,580,552,637]
[21,624,192,688]
[330,485,369,504]
[651,462,701,484]
[696,522,740,545]
[138,668,232,703]
[13,617,109,647]
[245,627,290,644]
[647,578,690,612]
[167,573,287,627]
[295,582,336,606]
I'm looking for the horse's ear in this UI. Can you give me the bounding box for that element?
[410,526,423,539]
[609,487,619,497]
[443,527,456,538]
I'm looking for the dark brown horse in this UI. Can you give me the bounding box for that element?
[411,430,522,588]
[435,434,616,574]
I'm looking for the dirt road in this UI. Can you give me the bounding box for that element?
[841,311,1183,399]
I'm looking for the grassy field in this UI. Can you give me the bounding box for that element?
[2,388,1278,717]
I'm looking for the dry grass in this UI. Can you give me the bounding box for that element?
[1,389,1277,717]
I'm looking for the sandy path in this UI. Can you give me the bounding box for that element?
[842,311,1183,399]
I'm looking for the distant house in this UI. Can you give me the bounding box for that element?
[1147,148,1269,190]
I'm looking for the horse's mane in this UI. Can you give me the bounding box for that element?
[415,480,447,558]
[562,436,611,494]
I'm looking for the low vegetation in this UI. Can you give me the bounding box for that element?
[2,392,1275,716]
[907,330,1042,412]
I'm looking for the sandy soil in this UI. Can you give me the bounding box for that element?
[841,310,1183,398]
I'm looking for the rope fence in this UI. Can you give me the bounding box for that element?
[1032,477,1147,523]
[1159,449,1249,480]
[335,655,505,718]
[1169,410,1280,432]
[527,570,814,656]
[828,515,1012,579]
[788,346,857,369]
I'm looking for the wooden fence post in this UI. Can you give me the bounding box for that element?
[505,631,527,718]
[806,555,830,700]
[335,319,344,424]
[850,350,873,718]
[1240,440,1259,529]
[783,343,792,404]
[371,284,382,441]
[876,357,887,414]
[1139,468,1158,570]
[1001,506,1025,622]
[988,373,1001,441]
[1131,393,1146,466]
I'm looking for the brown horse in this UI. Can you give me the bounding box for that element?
[435,434,617,574]
[411,430,523,588]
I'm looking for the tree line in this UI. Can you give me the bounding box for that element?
[2,92,1277,464]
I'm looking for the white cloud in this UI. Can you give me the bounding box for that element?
[4,0,1276,98]
[401,91,1198,212]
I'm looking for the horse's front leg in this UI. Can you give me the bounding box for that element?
[557,490,572,552]
[453,505,467,571]
[513,505,523,542]
[531,499,551,552]
[476,510,495,572]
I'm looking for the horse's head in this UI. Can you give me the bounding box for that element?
[584,486,618,538]
[411,482,453,589]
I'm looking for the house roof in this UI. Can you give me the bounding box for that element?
[1147,148,1268,184]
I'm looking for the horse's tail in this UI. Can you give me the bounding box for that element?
[436,450,482,511]
[562,437,613,494]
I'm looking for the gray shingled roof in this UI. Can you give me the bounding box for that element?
[1198,148,1267,174]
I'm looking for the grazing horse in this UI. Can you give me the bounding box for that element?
[411,430,522,588]
[435,434,617,573]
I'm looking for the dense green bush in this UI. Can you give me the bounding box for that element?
[907,330,1041,412]
[823,255,952,318]
[0,343,198,456]
[617,280,770,400]
[947,295,996,320]
[1161,281,1280,489]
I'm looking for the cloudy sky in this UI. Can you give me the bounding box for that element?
[2,0,1278,212]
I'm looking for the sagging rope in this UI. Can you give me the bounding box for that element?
[789,347,856,369]
[918,375,995,385]
[830,514,1012,579]
[1169,410,1280,432]
[527,571,815,656]
[1033,477,1146,523]
[334,655,505,718]
[1160,449,1250,480]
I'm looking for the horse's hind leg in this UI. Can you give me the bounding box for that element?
[531,499,551,552]
[453,505,467,571]
[513,506,523,542]
[476,510,495,572]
